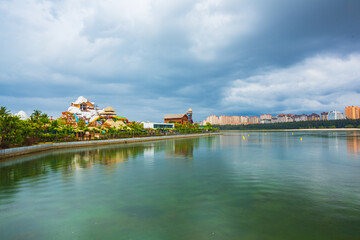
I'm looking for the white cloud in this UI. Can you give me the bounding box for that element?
[0,0,160,77]
[222,54,360,113]
[185,0,257,60]
[0,0,258,72]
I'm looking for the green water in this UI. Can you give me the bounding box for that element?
[1,131,360,240]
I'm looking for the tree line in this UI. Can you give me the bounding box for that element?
[216,119,360,130]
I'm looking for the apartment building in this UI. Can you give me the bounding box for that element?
[308,113,320,121]
[321,112,328,120]
[345,106,360,119]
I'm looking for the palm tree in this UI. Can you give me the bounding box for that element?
[0,106,10,117]
[31,109,42,121]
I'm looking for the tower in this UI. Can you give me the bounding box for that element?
[186,108,193,123]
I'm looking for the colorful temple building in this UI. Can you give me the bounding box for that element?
[62,96,128,127]
[64,96,99,123]
[163,108,193,124]
[88,106,128,127]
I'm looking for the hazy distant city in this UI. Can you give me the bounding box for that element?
[202,106,360,125]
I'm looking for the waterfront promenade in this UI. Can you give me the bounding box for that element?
[0,132,221,159]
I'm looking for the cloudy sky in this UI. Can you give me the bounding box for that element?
[0,0,359,122]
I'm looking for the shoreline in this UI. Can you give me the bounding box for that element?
[0,133,221,159]
[283,128,360,131]
[222,128,360,132]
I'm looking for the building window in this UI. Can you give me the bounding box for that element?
[80,104,86,111]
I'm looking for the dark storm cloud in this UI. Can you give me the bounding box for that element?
[235,0,360,65]
[0,0,359,121]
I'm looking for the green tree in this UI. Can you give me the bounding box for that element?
[39,113,50,130]
[30,109,42,121]
[49,119,60,131]
[0,106,23,148]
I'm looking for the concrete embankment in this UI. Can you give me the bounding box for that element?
[0,133,221,159]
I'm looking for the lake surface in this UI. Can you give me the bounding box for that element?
[1,131,360,240]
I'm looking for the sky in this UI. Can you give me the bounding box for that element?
[0,0,359,122]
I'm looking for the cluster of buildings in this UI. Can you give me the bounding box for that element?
[11,96,197,130]
[201,106,359,125]
[63,96,196,129]
[202,115,260,125]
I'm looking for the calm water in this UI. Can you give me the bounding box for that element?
[1,131,360,240]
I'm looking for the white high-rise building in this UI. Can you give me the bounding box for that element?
[327,111,346,120]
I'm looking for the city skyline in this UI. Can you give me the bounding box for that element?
[201,106,359,125]
[9,96,355,124]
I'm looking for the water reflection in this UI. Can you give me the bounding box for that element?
[220,131,276,149]
[221,131,360,156]
[0,137,208,195]
[165,138,200,158]
[347,131,360,155]
[1,134,360,240]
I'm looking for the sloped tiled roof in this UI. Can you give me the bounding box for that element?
[163,114,186,119]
